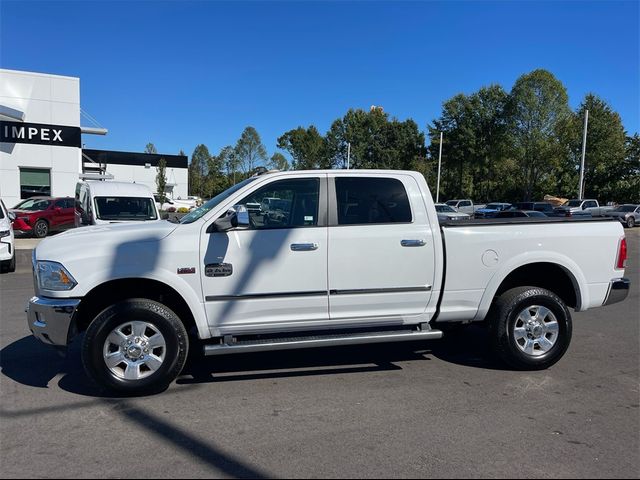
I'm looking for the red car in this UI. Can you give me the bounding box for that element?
[11,197,76,238]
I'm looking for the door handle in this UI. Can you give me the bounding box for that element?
[291,243,319,251]
[401,239,427,247]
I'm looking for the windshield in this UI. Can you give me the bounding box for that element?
[435,205,456,213]
[564,200,582,207]
[13,198,52,211]
[486,203,506,210]
[180,178,256,224]
[445,200,458,206]
[614,205,637,212]
[94,197,158,221]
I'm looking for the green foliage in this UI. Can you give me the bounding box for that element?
[189,144,211,198]
[277,126,329,169]
[145,143,158,154]
[505,69,571,201]
[155,158,167,203]
[234,127,268,176]
[326,108,426,170]
[268,152,290,171]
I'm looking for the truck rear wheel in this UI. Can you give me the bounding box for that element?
[81,299,189,395]
[488,287,572,370]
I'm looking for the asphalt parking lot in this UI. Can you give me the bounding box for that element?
[1,231,638,478]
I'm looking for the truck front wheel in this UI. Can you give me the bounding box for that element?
[81,299,189,395]
[488,287,572,370]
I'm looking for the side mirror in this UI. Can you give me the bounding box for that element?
[8,211,16,222]
[209,205,250,233]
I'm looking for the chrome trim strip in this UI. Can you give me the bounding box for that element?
[603,278,630,306]
[205,291,327,302]
[204,330,443,356]
[329,286,432,295]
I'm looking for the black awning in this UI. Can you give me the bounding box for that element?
[83,149,188,169]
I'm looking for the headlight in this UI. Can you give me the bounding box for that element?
[36,261,77,291]
[0,230,10,238]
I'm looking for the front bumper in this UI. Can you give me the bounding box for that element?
[603,278,630,306]
[26,296,81,347]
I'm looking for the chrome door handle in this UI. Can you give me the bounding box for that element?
[291,243,319,251]
[401,239,426,247]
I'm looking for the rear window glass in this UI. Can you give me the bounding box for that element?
[94,197,157,221]
[335,177,412,225]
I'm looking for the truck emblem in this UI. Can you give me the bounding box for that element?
[177,267,196,275]
[205,263,233,277]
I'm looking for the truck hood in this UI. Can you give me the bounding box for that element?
[35,221,179,263]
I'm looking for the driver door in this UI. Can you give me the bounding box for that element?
[201,174,329,335]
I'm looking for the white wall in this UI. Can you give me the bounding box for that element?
[105,164,189,199]
[0,69,81,208]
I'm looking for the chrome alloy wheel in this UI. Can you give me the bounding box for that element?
[512,305,559,357]
[103,321,167,380]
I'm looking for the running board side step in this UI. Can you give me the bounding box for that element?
[203,329,443,356]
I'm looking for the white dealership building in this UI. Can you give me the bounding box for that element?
[0,69,188,208]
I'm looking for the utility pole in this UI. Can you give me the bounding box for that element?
[579,109,589,200]
[436,131,443,203]
[347,142,351,169]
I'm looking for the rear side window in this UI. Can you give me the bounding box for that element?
[335,177,412,225]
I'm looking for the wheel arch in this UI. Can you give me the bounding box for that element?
[475,257,587,322]
[74,278,206,339]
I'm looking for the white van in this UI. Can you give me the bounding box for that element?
[75,181,160,227]
[0,198,16,272]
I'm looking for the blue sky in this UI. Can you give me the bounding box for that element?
[1,0,638,160]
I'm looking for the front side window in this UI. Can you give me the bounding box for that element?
[584,201,597,209]
[460,201,472,207]
[235,178,320,229]
[335,177,412,225]
[94,197,158,221]
[19,168,51,199]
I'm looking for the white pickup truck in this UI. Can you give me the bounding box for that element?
[556,199,616,217]
[26,170,630,394]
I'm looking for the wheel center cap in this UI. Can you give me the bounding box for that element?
[127,345,142,359]
[532,324,544,338]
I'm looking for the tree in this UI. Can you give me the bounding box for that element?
[268,152,289,171]
[505,69,571,200]
[234,127,267,176]
[145,143,158,154]
[621,134,640,202]
[428,85,510,201]
[189,144,211,198]
[325,108,426,170]
[563,94,628,202]
[277,126,328,169]
[155,158,167,203]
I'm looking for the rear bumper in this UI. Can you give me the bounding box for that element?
[26,296,81,347]
[603,278,630,306]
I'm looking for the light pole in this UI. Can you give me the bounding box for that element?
[436,131,443,203]
[579,110,589,200]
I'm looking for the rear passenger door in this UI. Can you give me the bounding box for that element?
[327,173,436,322]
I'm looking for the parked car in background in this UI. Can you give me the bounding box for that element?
[474,202,512,218]
[445,199,485,215]
[554,199,614,218]
[607,204,640,228]
[514,202,556,215]
[0,199,16,272]
[154,195,198,212]
[10,197,75,238]
[496,210,548,219]
[435,203,471,222]
[76,181,159,227]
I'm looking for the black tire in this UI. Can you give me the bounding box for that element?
[488,286,572,370]
[627,217,636,228]
[81,299,189,395]
[33,219,49,238]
